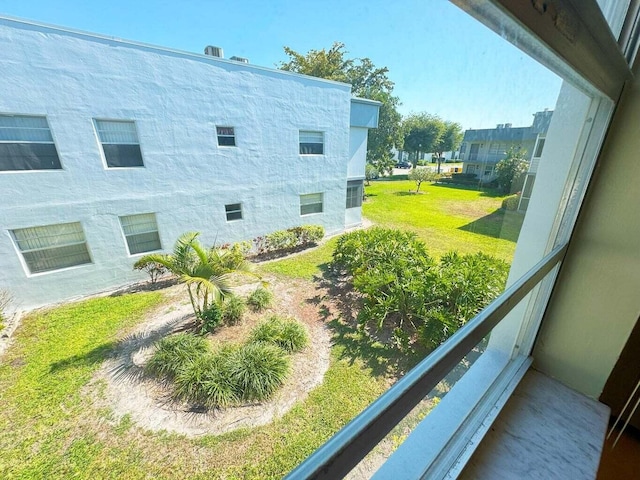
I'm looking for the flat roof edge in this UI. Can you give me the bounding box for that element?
[0,14,352,90]
[351,97,383,106]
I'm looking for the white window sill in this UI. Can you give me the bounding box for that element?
[457,369,609,479]
[374,364,609,479]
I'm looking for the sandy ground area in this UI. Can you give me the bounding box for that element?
[88,278,332,437]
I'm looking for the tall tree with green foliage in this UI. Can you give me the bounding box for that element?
[433,121,463,173]
[279,42,402,173]
[494,146,529,193]
[402,113,445,168]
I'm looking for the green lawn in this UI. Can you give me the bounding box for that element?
[364,179,523,263]
[259,236,338,280]
[261,178,523,281]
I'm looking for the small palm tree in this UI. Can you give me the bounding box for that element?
[140,232,252,324]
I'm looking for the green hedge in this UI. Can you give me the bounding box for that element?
[501,193,521,211]
[332,227,508,352]
[254,225,324,255]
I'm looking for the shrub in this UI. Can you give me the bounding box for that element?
[199,302,223,333]
[264,230,298,251]
[501,193,521,211]
[174,350,238,407]
[288,225,324,245]
[365,163,379,184]
[259,225,325,254]
[221,295,246,325]
[0,290,12,330]
[247,287,273,311]
[250,315,309,353]
[332,228,508,353]
[146,333,209,379]
[227,342,290,401]
[133,257,168,284]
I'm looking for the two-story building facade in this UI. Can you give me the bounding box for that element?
[0,16,379,310]
[459,109,552,184]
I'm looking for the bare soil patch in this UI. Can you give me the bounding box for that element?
[89,276,333,437]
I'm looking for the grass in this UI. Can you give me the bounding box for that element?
[364,179,523,262]
[259,236,338,280]
[0,292,388,479]
[261,179,522,282]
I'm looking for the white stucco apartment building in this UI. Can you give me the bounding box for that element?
[0,16,380,310]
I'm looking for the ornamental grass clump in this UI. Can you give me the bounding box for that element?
[227,342,290,402]
[247,287,273,312]
[145,333,209,379]
[174,349,238,408]
[249,315,308,353]
[221,294,246,325]
[146,316,307,408]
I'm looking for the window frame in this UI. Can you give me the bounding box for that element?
[118,213,162,256]
[94,118,145,169]
[10,222,92,275]
[216,126,236,147]
[300,192,324,216]
[346,180,364,209]
[533,137,546,158]
[287,1,633,478]
[0,113,62,172]
[224,203,243,222]
[299,130,324,155]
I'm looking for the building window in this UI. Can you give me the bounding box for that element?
[119,213,161,255]
[489,142,507,156]
[346,180,363,209]
[469,143,480,161]
[216,126,236,147]
[534,138,546,158]
[11,222,91,274]
[299,131,324,155]
[225,203,243,221]
[300,193,323,215]
[0,114,61,171]
[484,165,493,176]
[94,119,144,168]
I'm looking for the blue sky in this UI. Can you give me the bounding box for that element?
[0,0,562,129]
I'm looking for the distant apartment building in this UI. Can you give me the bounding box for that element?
[459,110,553,192]
[0,16,380,310]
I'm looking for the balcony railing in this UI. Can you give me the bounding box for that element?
[285,243,568,479]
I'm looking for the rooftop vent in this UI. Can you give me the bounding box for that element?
[204,45,224,58]
[230,56,249,63]
[504,123,512,128]
[497,124,504,129]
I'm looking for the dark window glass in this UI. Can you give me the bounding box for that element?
[102,144,144,167]
[225,203,243,221]
[217,127,236,146]
[0,143,61,170]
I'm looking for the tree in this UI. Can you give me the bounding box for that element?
[402,113,445,168]
[365,163,379,185]
[365,90,403,175]
[432,121,463,174]
[494,147,529,194]
[279,42,402,168]
[408,167,439,193]
[138,232,252,326]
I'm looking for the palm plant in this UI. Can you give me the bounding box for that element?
[139,232,253,324]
